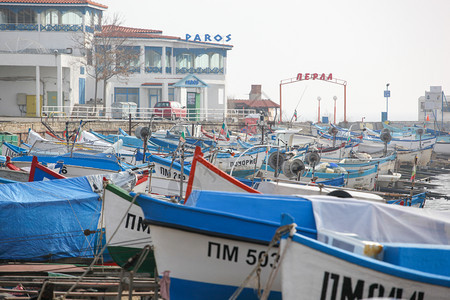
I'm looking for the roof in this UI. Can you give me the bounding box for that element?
[0,0,108,9]
[228,99,280,108]
[97,25,232,48]
[102,25,162,35]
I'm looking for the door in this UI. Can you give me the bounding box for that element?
[149,95,158,109]
[187,92,200,121]
[79,78,86,104]
[26,95,43,117]
[47,91,57,112]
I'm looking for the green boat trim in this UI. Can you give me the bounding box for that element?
[107,245,156,276]
[105,183,155,274]
[106,183,136,203]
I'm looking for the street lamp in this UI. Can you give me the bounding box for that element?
[333,96,337,124]
[317,96,321,123]
[384,83,390,121]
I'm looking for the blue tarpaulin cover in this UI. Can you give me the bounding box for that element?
[0,176,102,261]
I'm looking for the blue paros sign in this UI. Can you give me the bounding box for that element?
[185,34,231,43]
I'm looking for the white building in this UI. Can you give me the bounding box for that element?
[0,0,232,118]
[418,86,450,123]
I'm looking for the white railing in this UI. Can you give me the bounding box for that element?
[42,106,256,122]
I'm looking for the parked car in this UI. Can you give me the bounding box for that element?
[153,101,187,119]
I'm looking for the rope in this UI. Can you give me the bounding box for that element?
[58,187,144,299]
[228,223,297,300]
[260,224,297,300]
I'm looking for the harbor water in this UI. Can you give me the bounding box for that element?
[423,173,450,211]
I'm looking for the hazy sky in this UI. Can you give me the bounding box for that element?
[101,0,450,123]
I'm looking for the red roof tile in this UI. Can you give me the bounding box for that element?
[228,99,280,108]
[0,0,107,9]
[102,25,162,35]
[97,25,180,40]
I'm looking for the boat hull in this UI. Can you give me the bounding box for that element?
[280,235,449,299]
[104,185,155,274]
[150,224,281,300]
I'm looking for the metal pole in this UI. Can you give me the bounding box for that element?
[179,144,184,202]
[128,114,132,135]
[442,91,444,130]
[334,100,336,124]
[333,96,337,124]
[386,83,390,120]
[279,83,282,123]
[317,97,321,123]
[344,85,347,123]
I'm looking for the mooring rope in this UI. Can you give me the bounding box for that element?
[228,223,297,300]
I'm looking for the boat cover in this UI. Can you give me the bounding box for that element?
[0,176,102,261]
[186,191,450,245]
[307,196,450,245]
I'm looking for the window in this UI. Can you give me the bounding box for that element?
[145,47,161,68]
[177,53,194,68]
[165,48,172,67]
[85,11,91,26]
[0,8,16,23]
[18,8,37,24]
[61,10,82,25]
[115,88,139,105]
[168,88,174,101]
[41,9,60,25]
[155,102,170,108]
[195,53,209,68]
[93,12,100,27]
[210,53,223,69]
[117,46,140,69]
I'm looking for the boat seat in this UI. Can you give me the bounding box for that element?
[382,243,450,277]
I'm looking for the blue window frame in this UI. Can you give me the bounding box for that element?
[114,87,139,107]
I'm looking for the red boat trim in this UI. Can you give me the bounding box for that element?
[185,146,260,201]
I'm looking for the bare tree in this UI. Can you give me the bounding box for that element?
[73,14,141,110]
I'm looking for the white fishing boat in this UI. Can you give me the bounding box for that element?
[279,199,450,299]
[103,183,156,274]
[396,145,434,166]
[433,136,450,156]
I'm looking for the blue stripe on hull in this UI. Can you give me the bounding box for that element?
[167,277,282,300]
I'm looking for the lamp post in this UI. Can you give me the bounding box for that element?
[384,83,390,121]
[317,96,321,123]
[333,96,337,124]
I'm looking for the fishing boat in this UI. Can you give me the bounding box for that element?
[433,135,450,156]
[396,144,434,166]
[11,151,130,177]
[137,191,448,299]
[102,183,156,274]
[136,191,318,299]
[0,176,106,262]
[278,199,450,299]
[259,159,378,190]
[187,146,384,202]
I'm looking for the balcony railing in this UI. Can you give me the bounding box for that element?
[42,106,256,122]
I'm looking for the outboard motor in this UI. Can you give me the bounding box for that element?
[268,151,286,177]
[380,129,392,157]
[282,158,305,180]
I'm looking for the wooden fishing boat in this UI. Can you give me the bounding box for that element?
[396,145,434,166]
[103,183,156,274]
[279,201,450,299]
[136,191,318,299]
[137,192,449,299]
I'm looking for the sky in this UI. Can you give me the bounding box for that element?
[100,0,450,123]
